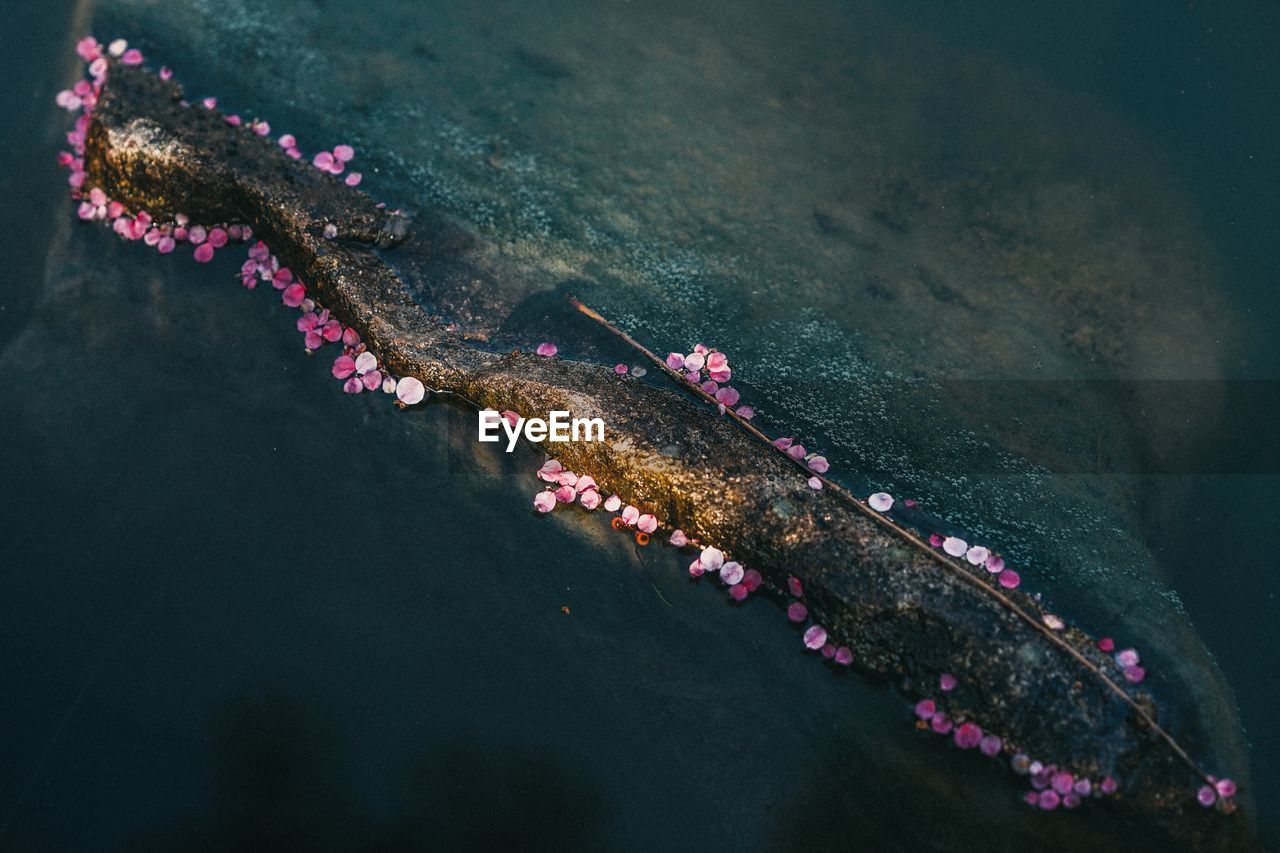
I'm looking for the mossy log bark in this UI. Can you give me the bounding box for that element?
[82,61,1256,852]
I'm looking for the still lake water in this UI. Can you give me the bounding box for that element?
[1,1,1276,849]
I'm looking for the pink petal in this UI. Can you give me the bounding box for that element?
[682,352,705,372]
[985,554,1005,574]
[332,355,357,379]
[278,133,297,149]
[720,561,744,585]
[699,547,724,571]
[803,625,828,650]
[743,569,762,592]
[344,172,363,186]
[939,673,957,692]
[188,225,207,245]
[579,490,601,510]
[1115,648,1140,668]
[979,734,1003,757]
[965,545,990,565]
[834,646,853,665]
[714,386,740,406]
[728,584,748,602]
[954,722,983,749]
[914,699,936,720]
[942,537,968,557]
[537,459,564,482]
[998,569,1021,589]
[706,351,728,373]
[75,37,101,62]
[1097,637,1115,652]
[665,353,684,370]
[807,477,822,489]
[603,495,621,512]
[688,559,705,578]
[533,491,556,513]
[395,376,426,405]
[121,48,144,66]
[535,342,558,357]
[787,602,808,622]
[333,144,355,162]
[354,351,378,375]
[807,455,829,473]
[669,529,688,547]
[313,151,335,170]
[637,514,657,534]
[868,492,893,512]
[620,505,640,526]
[193,243,215,263]
[614,363,629,375]
[362,370,383,390]
[207,227,228,248]
[787,577,804,598]
[342,377,363,394]
[554,485,577,503]
[282,283,305,307]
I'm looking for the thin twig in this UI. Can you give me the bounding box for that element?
[569,296,1213,785]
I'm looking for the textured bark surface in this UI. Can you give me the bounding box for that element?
[83,61,1257,851]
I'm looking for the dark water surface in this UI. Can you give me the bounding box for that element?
[1,1,1277,850]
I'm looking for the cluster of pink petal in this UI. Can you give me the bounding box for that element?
[912,696,1121,810]
[532,458,609,512]
[1197,777,1240,810]
[927,531,1022,592]
[775,572,853,665]
[529,459,854,662]
[665,345,754,419]
[58,38,417,407]
[770,437,829,489]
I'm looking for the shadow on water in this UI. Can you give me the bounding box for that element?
[131,692,616,852]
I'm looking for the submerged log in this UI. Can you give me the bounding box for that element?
[81,60,1257,851]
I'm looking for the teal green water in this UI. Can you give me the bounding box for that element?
[1,1,1275,849]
